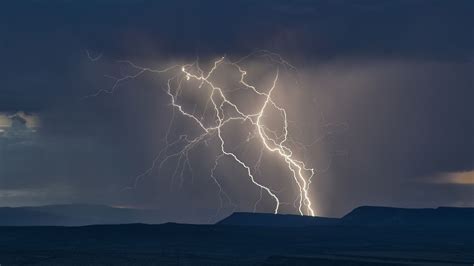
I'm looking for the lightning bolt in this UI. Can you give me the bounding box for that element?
[87,50,319,217]
[85,49,103,62]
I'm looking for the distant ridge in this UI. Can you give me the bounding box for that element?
[1,204,472,227]
[218,206,474,227]
[0,204,167,226]
[341,206,474,226]
[217,212,337,227]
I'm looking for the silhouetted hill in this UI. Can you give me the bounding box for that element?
[0,207,64,226]
[218,212,338,227]
[0,206,473,264]
[341,206,474,226]
[2,204,473,227]
[0,204,169,226]
[217,206,474,227]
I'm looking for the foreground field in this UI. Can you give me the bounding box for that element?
[0,222,473,265]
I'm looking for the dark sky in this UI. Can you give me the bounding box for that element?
[0,0,472,222]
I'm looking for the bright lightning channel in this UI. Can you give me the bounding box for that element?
[88,51,317,217]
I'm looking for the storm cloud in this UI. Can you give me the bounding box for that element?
[0,0,472,221]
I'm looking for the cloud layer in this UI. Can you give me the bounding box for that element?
[0,0,472,221]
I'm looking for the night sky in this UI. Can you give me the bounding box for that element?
[0,0,472,222]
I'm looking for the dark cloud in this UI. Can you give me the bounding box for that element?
[0,0,472,221]
[1,0,472,111]
[302,59,473,216]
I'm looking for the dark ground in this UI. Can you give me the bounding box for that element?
[0,223,473,265]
